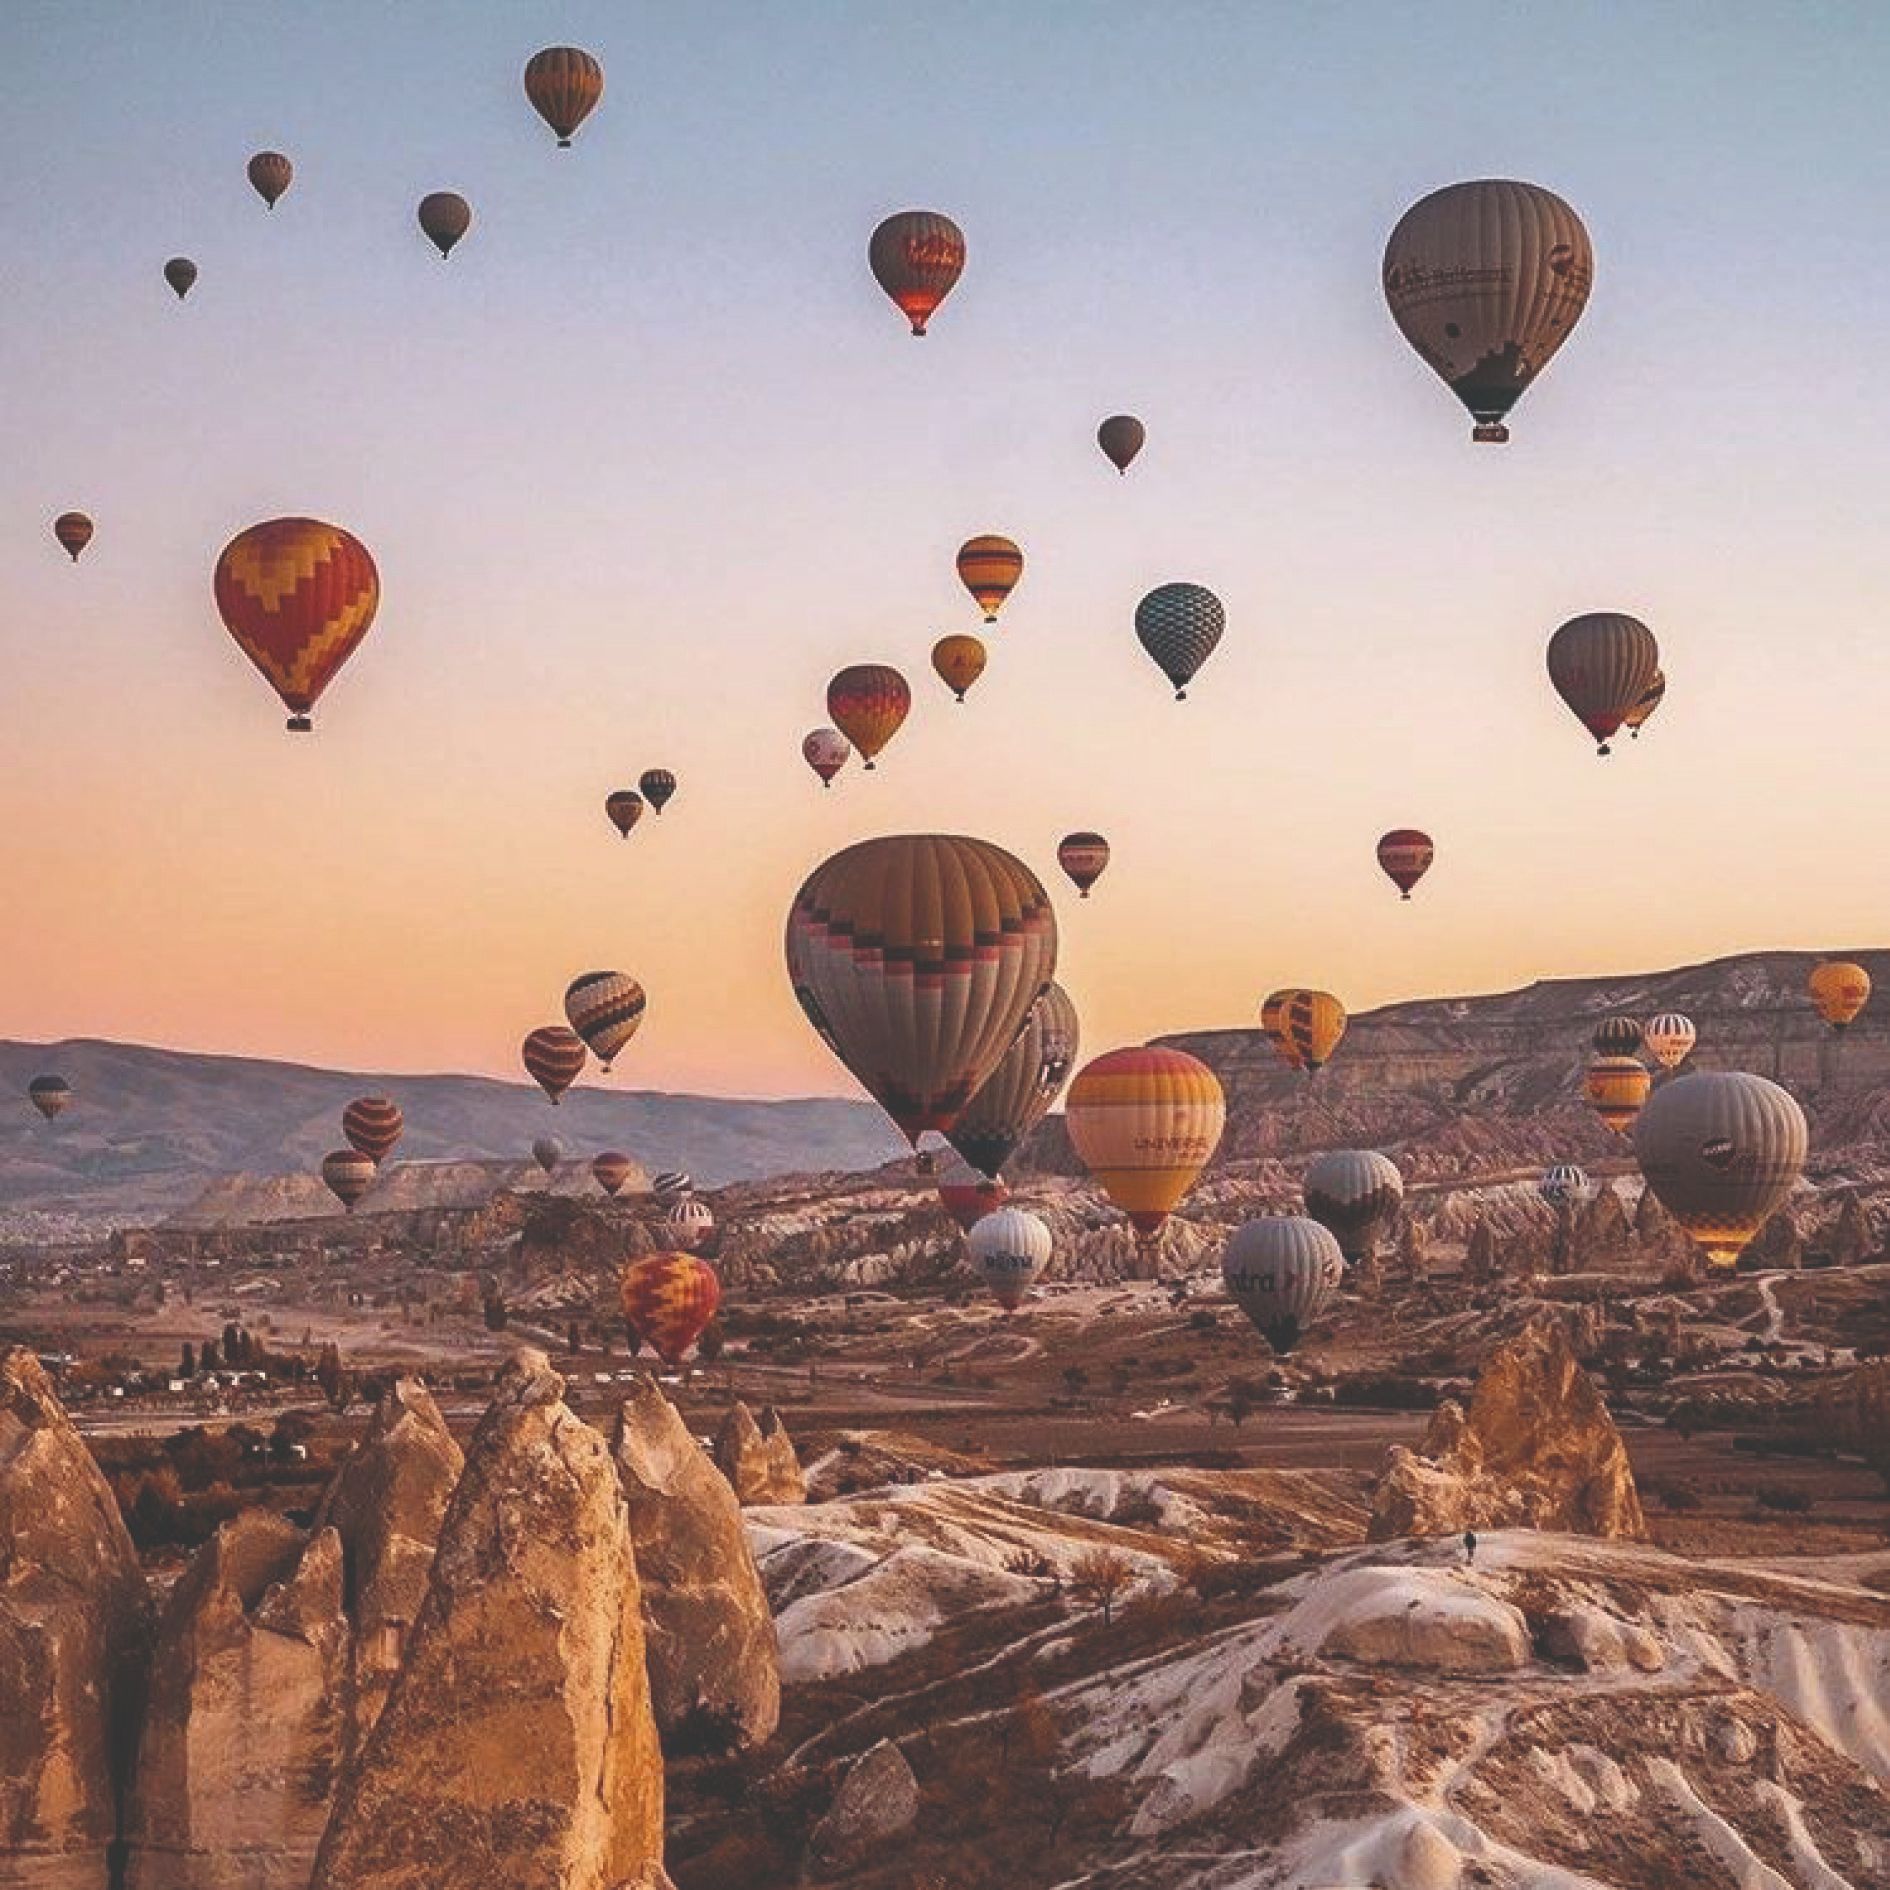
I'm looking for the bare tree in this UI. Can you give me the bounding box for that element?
[1068,1548,1134,1626]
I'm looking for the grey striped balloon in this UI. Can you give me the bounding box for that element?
[1135,583,1224,699]
[1221,1216,1344,1355]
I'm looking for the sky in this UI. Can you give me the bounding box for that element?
[5,2,1890,1100]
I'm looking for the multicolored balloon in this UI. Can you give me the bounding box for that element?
[1643,1013,1697,1069]
[945,981,1079,1180]
[1376,829,1433,900]
[592,1151,635,1197]
[825,664,911,770]
[956,536,1023,623]
[1547,614,1659,756]
[164,257,197,299]
[1056,833,1110,900]
[1809,961,1871,1033]
[786,834,1058,1145]
[619,1254,721,1367]
[1135,583,1223,699]
[1263,989,1347,1073]
[417,192,471,257]
[968,1207,1051,1310]
[605,790,645,837]
[936,1150,1009,1232]
[321,1148,376,1212]
[564,971,647,1071]
[247,151,292,208]
[868,210,965,336]
[27,1076,71,1121]
[930,634,987,702]
[342,1097,403,1166]
[524,46,604,147]
[802,727,851,787]
[523,1026,587,1104]
[661,1197,714,1252]
[1097,415,1145,474]
[1222,1217,1344,1355]
[1383,179,1593,443]
[53,513,93,562]
[1584,1055,1651,1134]
[1065,1045,1225,1248]
[1634,1071,1807,1271]
[1303,1149,1403,1265]
[213,517,381,731]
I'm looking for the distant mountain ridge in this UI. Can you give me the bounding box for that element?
[0,1036,905,1235]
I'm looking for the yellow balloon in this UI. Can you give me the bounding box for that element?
[1808,960,1870,1033]
[1065,1046,1225,1247]
[930,633,987,702]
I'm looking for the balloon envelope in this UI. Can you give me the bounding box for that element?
[1540,1163,1589,1205]
[523,1026,587,1104]
[532,1135,563,1175]
[213,517,380,731]
[955,536,1023,623]
[930,634,987,702]
[53,513,93,561]
[321,1148,376,1211]
[247,151,292,207]
[1643,1014,1696,1069]
[1056,833,1110,899]
[1222,1217,1344,1355]
[639,769,676,814]
[661,1198,714,1252]
[787,835,1057,1144]
[27,1076,71,1121]
[1809,961,1870,1032]
[651,1171,693,1204]
[1265,989,1346,1073]
[802,727,850,786]
[1303,1150,1403,1264]
[1097,414,1145,473]
[342,1097,403,1166]
[1066,1046,1225,1245]
[1135,583,1223,698]
[1634,1071,1807,1270]
[593,1151,635,1197]
[605,790,644,837]
[868,210,965,335]
[1592,1015,1644,1058]
[1382,179,1593,442]
[418,192,471,257]
[936,1150,1009,1232]
[619,1254,720,1366]
[564,971,647,1070]
[968,1207,1052,1309]
[826,664,910,768]
[1585,1055,1651,1134]
[1376,829,1433,899]
[1624,670,1666,737]
[945,981,1080,1180]
[524,46,604,145]
[1547,614,1658,755]
[164,258,197,298]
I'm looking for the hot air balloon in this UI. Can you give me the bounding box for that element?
[1643,1013,1697,1070]
[1222,1217,1344,1356]
[1135,583,1223,699]
[1264,989,1347,1074]
[523,1026,587,1104]
[619,1254,721,1367]
[1809,961,1871,1033]
[1592,1015,1644,1058]
[321,1148,376,1212]
[1382,179,1593,443]
[1584,1055,1651,1134]
[662,1197,714,1252]
[930,634,987,702]
[1376,830,1433,900]
[213,517,381,731]
[936,1150,1009,1232]
[164,258,197,299]
[1539,1162,1589,1205]
[802,727,850,787]
[563,971,647,1071]
[1546,614,1659,756]
[639,769,676,815]
[247,151,292,208]
[593,1151,635,1198]
[418,192,471,257]
[1634,1071,1807,1271]
[955,536,1023,623]
[1625,671,1665,739]
[651,1170,692,1204]
[1097,415,1145,474]
[1303,1150,1404,1265]
[868,210,965,335]
[825,665,910,770]
[342,1097,403,1166]
[532,1135,564,1176]
[524,46,604,147]
[53,513,93,562]
[1066,1046,1225,1248]
[968,1207,1052,1310]
[945,982,1080,1180]
[786,835,1058,1145]
[1056,833,1110,900]
[605,790,644,837]
[27,1076,71,1121]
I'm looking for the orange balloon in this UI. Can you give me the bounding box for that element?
[619,1254,721,1367]
[956,536,1022,622]
[930,634,987,702]
[826,664,910,769]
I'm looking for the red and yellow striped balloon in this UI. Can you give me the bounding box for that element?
[826,664,911,769]
[1065,1046,1226,1245]
[321,1148,377,1212]
[522,1025,588,1104]
[956,536,1023,622]
[213,517,380,731]
[619,1253,721,1367]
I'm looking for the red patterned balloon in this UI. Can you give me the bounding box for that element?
[522,1025,587,1104]
[341,1096,403,1165]
[619,1254,721,1367]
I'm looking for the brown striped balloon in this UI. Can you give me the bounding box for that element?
[247,151,293,208]
[564,970,647,1070]
[1546,614,1659,755]
[522,1025,587,1103]
[321,1148,377,1212]
[341,1096,404,1165]
[956,535,1023,622]
[592,1151,636,1197]
[524,46,604,147]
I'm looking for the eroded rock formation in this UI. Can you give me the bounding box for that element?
[612,1377,780,1750]
[1369,1320,1646,1541]
[310,1350,664,1890]
[712,1401,804,1506]
[0,1347,149,1890]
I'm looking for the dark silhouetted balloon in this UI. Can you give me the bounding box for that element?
[605,790,644,837]
[1135,582,1223,698]
[247,151,292,208]
[27,1076,72,1121]
[532,1135,563,1175]
[639,769,676,814]
[524,46,604,147]
[1376,829,1433,899]
[164,258,197,299]
[1097,415,1145,474]
[1547,613,1659,755]
[593,1151,635,1197]
[1057,832,1110,899]
[418,192,471,257]
[1592,1015,1644,1058]
[868,211,965,335]
[53,513,93,562]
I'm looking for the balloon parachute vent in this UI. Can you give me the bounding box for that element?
[1472,422,1510,443]
[286,714,313,733]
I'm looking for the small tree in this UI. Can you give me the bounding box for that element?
[179,1342,196,1378]
[1068,1548,1134,1626]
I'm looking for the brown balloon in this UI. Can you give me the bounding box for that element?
[1096,415,1145,474]
[247,151,293,208]
[524,47,604,147]
[418,192,471,258]
[53,513,93,561]
[868,211,965,336]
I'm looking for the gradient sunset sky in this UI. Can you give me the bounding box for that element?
[6,3,1890,1099]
